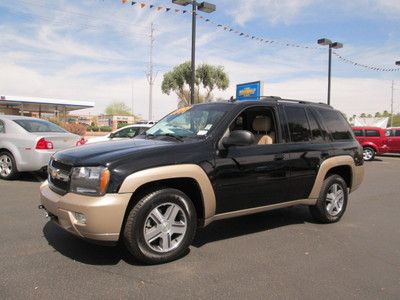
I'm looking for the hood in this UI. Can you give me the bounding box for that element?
[52,138,178,166]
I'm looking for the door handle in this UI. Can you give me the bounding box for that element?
[274,154,284,161]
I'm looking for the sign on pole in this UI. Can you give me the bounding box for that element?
[236,81,264,101]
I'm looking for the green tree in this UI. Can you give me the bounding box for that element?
[375,112,381,117]
[360,113,366,118]
[161,61,229,107]
[105,101,131,116]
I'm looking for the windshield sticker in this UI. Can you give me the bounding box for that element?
[170,106,192,116]
[204,124,213,130]
[197,130,208,136]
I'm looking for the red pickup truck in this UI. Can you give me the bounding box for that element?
[352,126,400,161]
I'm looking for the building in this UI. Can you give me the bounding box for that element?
[0,95,95,120]
[98,115,139,130]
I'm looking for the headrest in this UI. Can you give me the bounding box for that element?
[252,116,271,132]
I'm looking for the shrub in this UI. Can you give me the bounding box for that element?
[99,126,112,132]
[61,123,87,136]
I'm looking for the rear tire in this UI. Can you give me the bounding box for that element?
[0,151,18,180]
[123,188,197,264]
[363,147,375,161]
[309,175,348,223]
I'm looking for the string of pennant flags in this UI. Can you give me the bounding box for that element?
[120,0,400,73]
[333,52,399,72]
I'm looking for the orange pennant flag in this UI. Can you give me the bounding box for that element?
[121,0,128,3]
[140,3,146,8]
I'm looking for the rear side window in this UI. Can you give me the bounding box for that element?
[316,109,353,140]
[13,119,66,133]
[306,109,324,142]
[0,120,4,133]
[353,130,363,137]
[285,106,311,142]
[365,130,380,137]
[396,130,400,137]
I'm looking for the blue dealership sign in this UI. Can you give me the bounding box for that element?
[236,81,264,101]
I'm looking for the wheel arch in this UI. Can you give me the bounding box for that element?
[118,164,216,222]
[308,156,363,199]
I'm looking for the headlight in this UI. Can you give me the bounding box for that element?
[70,166,110,196]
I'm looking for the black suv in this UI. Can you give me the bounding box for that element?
[39,97,364,264]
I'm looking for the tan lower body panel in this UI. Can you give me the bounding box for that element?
[204,198,316,226]
[40,181,132,242]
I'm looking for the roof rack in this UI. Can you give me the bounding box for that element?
[228,96,332,108]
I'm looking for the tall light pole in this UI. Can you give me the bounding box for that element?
[318,38,343,106]
[390,61,400,127]
[172,0,216,105]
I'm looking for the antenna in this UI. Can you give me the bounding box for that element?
[146,22,157,121]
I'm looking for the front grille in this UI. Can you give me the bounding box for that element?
[48,159,72,195]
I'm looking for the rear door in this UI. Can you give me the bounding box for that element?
[282,105,330,200]
[386,129,400,152]
[364,129,384,152]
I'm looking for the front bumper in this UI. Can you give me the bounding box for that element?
[39,181,132,242]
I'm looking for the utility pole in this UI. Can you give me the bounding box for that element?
[146,22,156,121]
[391,80,394,127]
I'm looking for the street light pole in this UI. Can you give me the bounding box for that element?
[191,0,197,105]
[318,38,343,106]
[172,0,215,105]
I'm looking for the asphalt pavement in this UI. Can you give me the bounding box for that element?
[1,156,400,299]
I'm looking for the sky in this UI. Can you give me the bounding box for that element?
[1,0,400,120]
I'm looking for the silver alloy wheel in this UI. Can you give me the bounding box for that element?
[0,154,12,177]
[143,202,187,253]
[363,148,373,161]
[325,183,344,216]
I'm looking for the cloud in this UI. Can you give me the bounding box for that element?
[222,0,315,26]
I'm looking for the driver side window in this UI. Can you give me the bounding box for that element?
[228,107,278,145]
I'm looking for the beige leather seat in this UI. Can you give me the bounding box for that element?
[252,116,274,145]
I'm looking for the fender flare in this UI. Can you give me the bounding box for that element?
[118,164,216,219]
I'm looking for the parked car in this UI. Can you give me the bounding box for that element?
[86,124,152,144]
[352,126,388,161]
[384,127,400,153]
[0,115,82,179]
[40,97,364,264]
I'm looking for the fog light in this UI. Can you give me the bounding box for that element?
[73,212,87,224]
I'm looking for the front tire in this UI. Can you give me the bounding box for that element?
[123,188,197,264]
[309,175,348,223]
[0,151,18,180]
[363,147,375,161]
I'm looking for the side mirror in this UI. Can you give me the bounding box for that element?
[109,133,115,139]
[222,130,255,148]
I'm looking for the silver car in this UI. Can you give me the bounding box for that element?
[0,115,81,179]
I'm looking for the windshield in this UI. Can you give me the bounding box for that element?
[146,105,227,138]
[14,119,66,133]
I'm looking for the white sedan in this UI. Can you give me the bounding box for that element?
[86,124,152,144]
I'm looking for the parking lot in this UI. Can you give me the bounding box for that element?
[1,156,400,299]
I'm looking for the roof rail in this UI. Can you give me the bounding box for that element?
[227,96,332,108]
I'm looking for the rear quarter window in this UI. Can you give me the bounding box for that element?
[316,108,353,141]
[13,119,66,133]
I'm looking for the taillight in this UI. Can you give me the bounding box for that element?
[36,138,54,150]
[76,138,87,146]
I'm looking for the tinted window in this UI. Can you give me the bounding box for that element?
[306,109,324,142]
[14,119,66,133]
[353,130,363,137]
[365,130,380,137]
[316,109,352,140]
[0,121,4,133]
[285,106,311,142]
[113,127,140,138]
[396,130,400,137]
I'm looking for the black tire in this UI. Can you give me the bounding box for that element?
[309,175,348,224]
[123,188,197,264]
[0,151,18,180]
[363,147,375,161]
